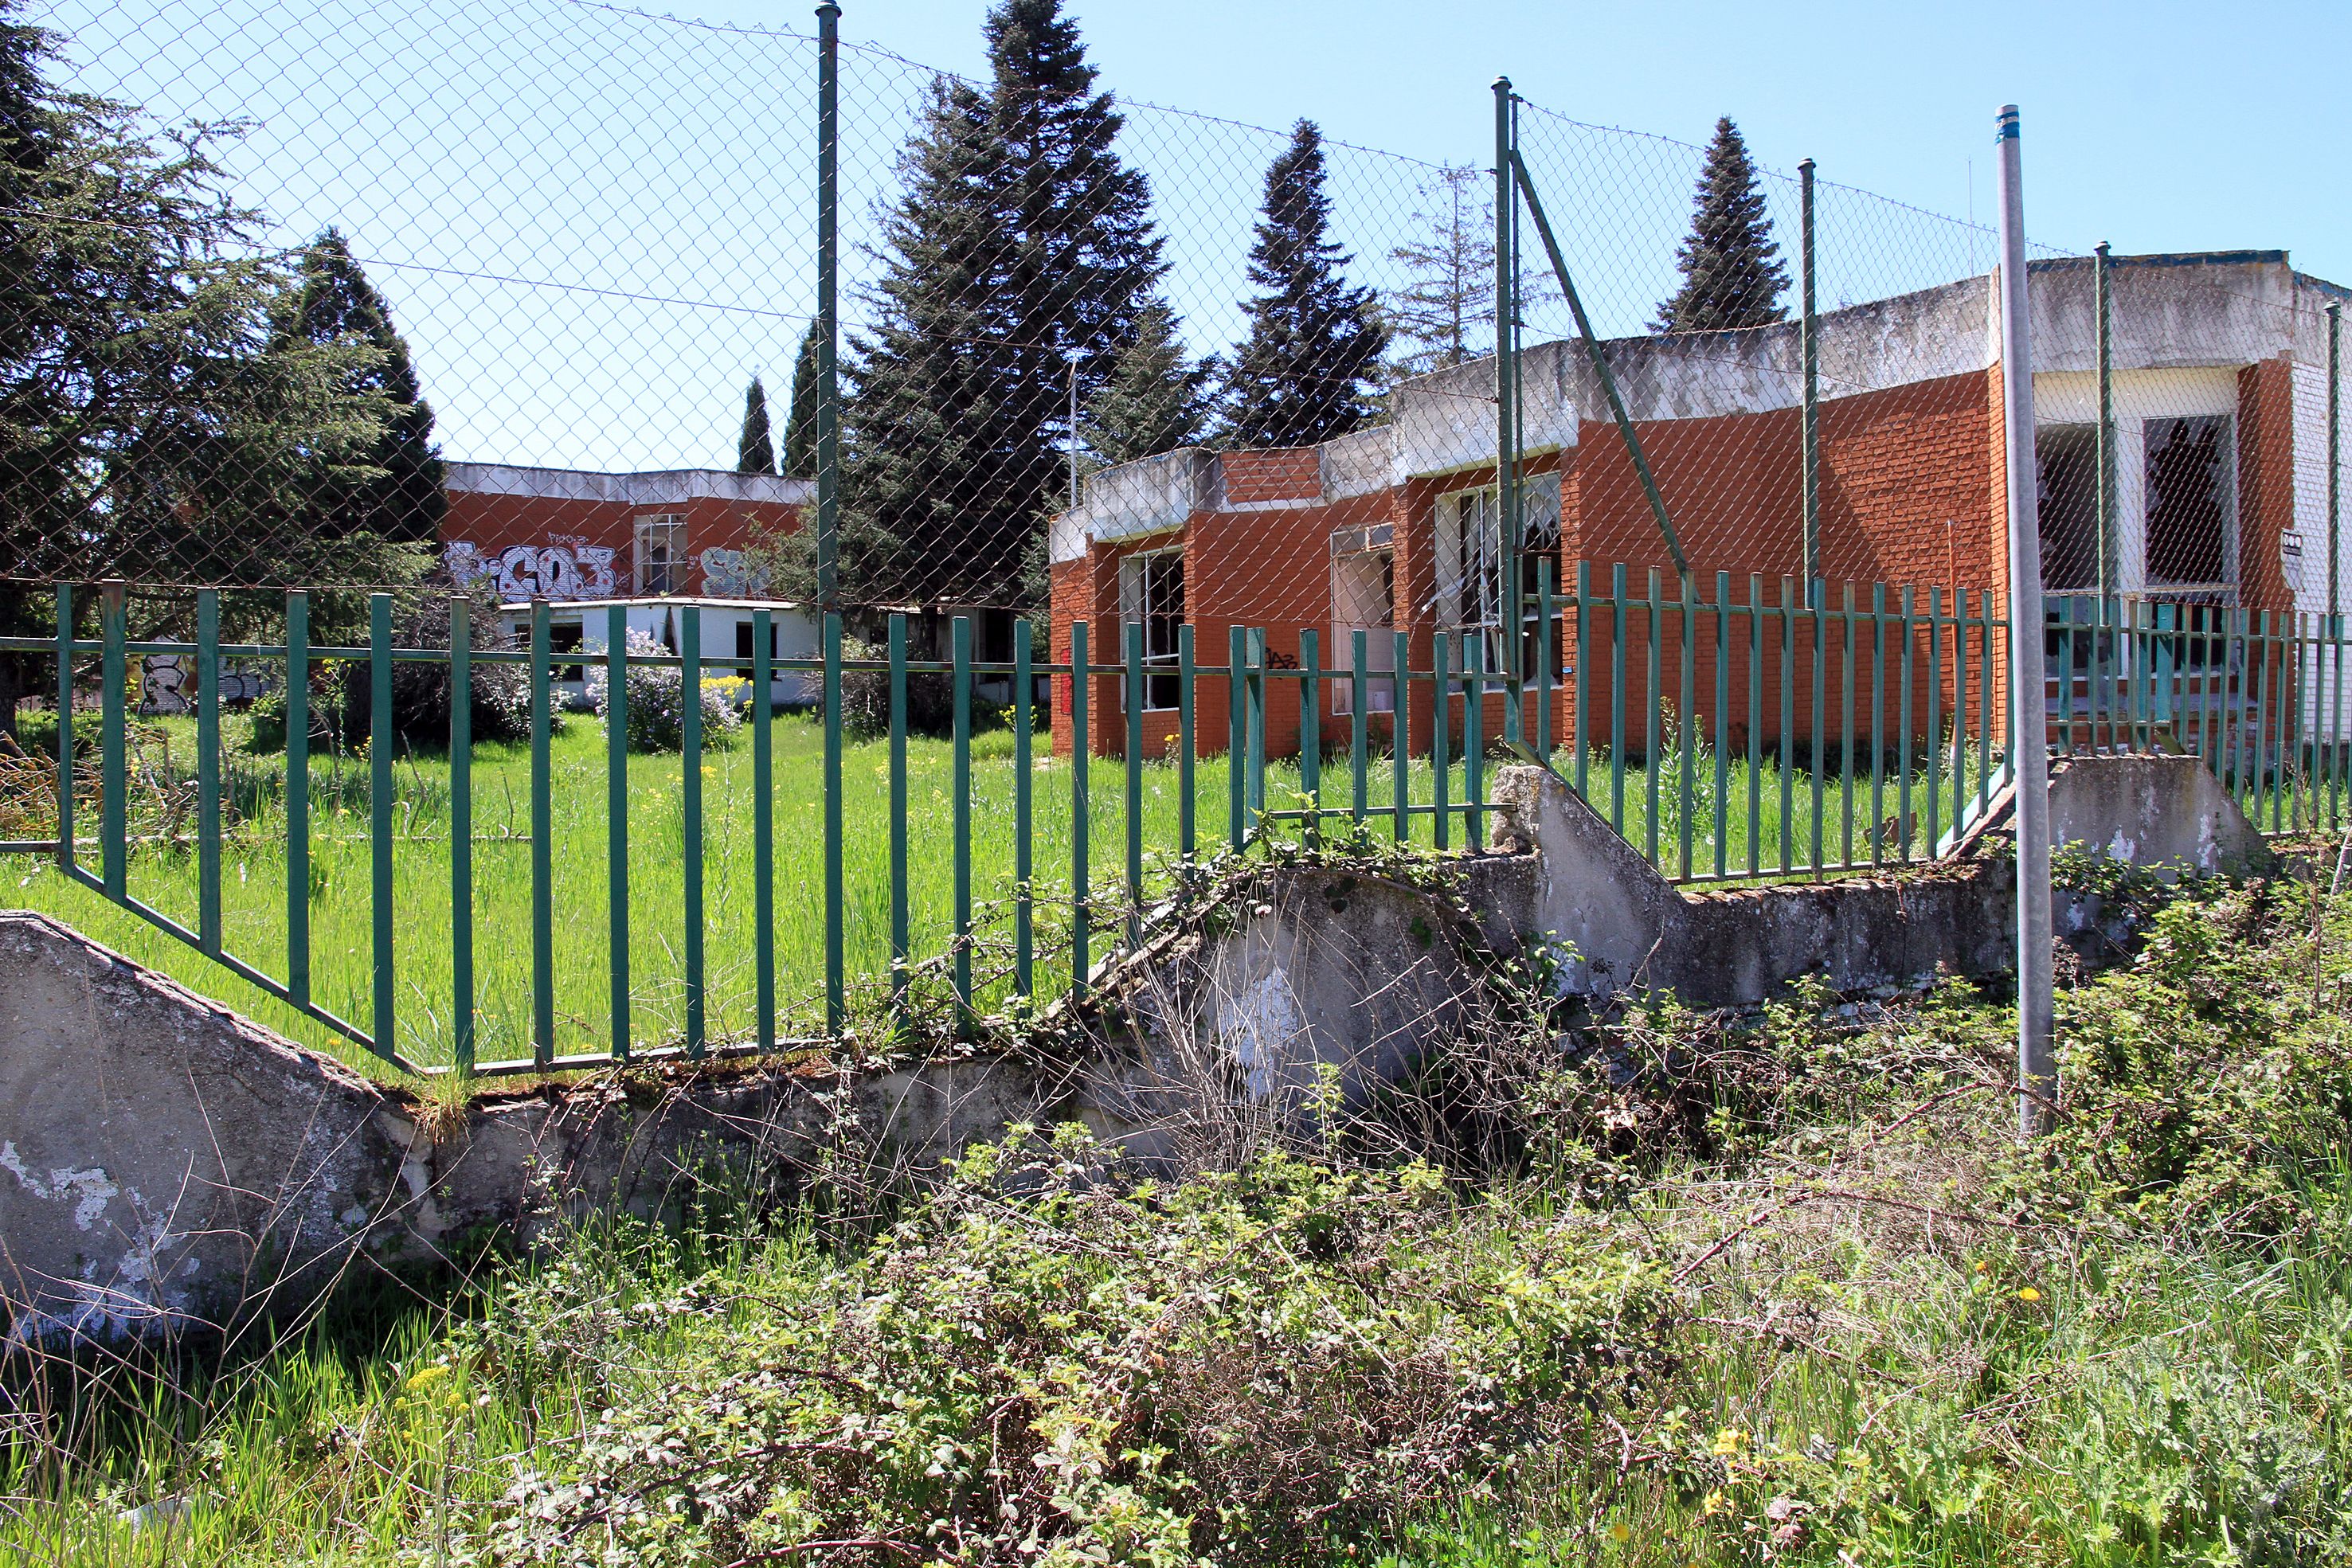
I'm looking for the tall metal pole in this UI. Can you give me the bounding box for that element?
[2330,302,2342,625]
[1799,158,1819,602]
[1069,356,1081,513]
[2095,243,2113,608]
[1996,105,2055,1138]
[1493,78,1520,698]
[814,2,840,609]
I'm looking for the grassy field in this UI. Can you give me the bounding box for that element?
[10,704,2003,1076]
[1,870,2346,1564]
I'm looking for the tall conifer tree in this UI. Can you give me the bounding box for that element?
[846,0,1163,605]
[781,327,820,479]
[274,226,445,542]
[1219,120,1387,449]
[737,375,775,474]
[1080,299,1211,465]
[1652,117,1789,333]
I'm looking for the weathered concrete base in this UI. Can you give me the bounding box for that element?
[0,753,2278,1339]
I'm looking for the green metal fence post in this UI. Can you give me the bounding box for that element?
[370,592,393,1056]
[2096,244,2115,631]
[1810,578,1826,876]
[953,615,974,1016]
[1228,625,1246,852]
[96,582,124,894]
[1927,587,1945,853]
[1675,571,1695,879]
[606,604,630,1062]
[1300,628,1321,841]
[1071,620,1090,995]
[282,588,307,999]
[530,598,553,1067]
[198,588,222,956]
[450,596,473,1074]
[1779,576,1796,878]
[1393,629,1411,842]
[1013,618,1034,1000]
[1351,629,1368,827]
[824,612,844,1034]
[1179,624,1196,861]
[1432,632,1451,852]
[1537,557,1556,763]
[1575,560,1591,797]
[1610,564,1627,833]
[1493,76,1521,708]
[1645,569,1662,869]
[1124,616,1144,940]
[681,604,705,1058]
[1898,585,1915,862]
[1869,582,1887,864]
[813,0,839,608]
[1713,571,1729,880]
[1246,628,1266,833]
[53,585,71,873]
[888,613,910,1011]
[1747,573,1763,878]
[1841,582,1857,869]
[752,607,775,1050]
[1462,632,1483,847]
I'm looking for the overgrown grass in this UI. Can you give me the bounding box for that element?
[2,710,2006,1077]
[2,865,2347,1564]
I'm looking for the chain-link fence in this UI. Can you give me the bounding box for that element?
[2,0,2346,1071]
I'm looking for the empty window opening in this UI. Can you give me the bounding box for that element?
[635,514,686,596]
[1118,546,1184,711]
[1331,525,1395,714]
[550,620,585,684]
[2036,424,2100,593]
[2143,415,2233,589]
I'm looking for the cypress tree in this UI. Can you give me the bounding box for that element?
[847,0,1163,607]
[781,326,820,479]
[737,375,776,475]
[1652,117,1789,334]
[1219,120,1387,449]
[1080,299,1211,466]
[275,226,446,542]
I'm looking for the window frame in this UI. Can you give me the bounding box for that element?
[1117,544,1185,713]
[634,513,687,596]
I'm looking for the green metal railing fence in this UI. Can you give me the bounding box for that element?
[6,573,2345,1076]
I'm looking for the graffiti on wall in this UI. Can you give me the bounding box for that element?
[444,540,620,600]
[698,548,765,598]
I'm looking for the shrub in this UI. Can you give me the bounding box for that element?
[333,592,555,751]
[588,629,747,753]
[837,634,954,739]
[473,1131,1666,1567]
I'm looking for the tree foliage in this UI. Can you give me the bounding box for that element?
[1078,297,1211,466]
[781,326,819,479]
[736,374,775,475]
[1218,119,1387,450]
[844,0,1163,607]
[1652,116,1788,334]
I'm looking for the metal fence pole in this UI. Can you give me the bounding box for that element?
[607,604,631,1061]
[1493,77,1520,710]
[813,0,840,608]
[530,597,553,1067]
[1997,104,2056,1138]
[1800,158,1820,596]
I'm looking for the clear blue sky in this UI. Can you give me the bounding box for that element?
[45,0,2350,471]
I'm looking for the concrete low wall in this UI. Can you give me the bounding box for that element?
[0,753,2275,1339]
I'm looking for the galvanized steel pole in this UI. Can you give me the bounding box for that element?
[1996,105,2056,1137]
[1493,78,1520,695]
[2095,243,2113,609]
[814,1,840,609]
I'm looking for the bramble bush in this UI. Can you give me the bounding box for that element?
[588,629,747,753]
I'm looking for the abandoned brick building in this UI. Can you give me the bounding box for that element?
[1048,251,2350,761]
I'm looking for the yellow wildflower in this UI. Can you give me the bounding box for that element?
[1712,1427,1747,1457]
[2017,1286,2041,1302]
[1609,1521,1632,1544]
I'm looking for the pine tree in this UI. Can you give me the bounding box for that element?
[1080,299,1211,465]
[1387,165,1492,377]
[737,376,775,475]
[781,326,820,479]
[846,0,1164,606]
[1652,117,1789,334]
[274,226,446,542]
[1219,120,1387,449]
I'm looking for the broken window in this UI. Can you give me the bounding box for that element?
[2035,423,2100,592]
[1435,474,1562,678]
[1330,524,1395,714]
[1118,545,1184,710]
[2143,414,2233,588]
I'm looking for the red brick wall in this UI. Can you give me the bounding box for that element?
[1219,448,1321,506]
[443,487,800,596]
[2237,354,2298,616]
